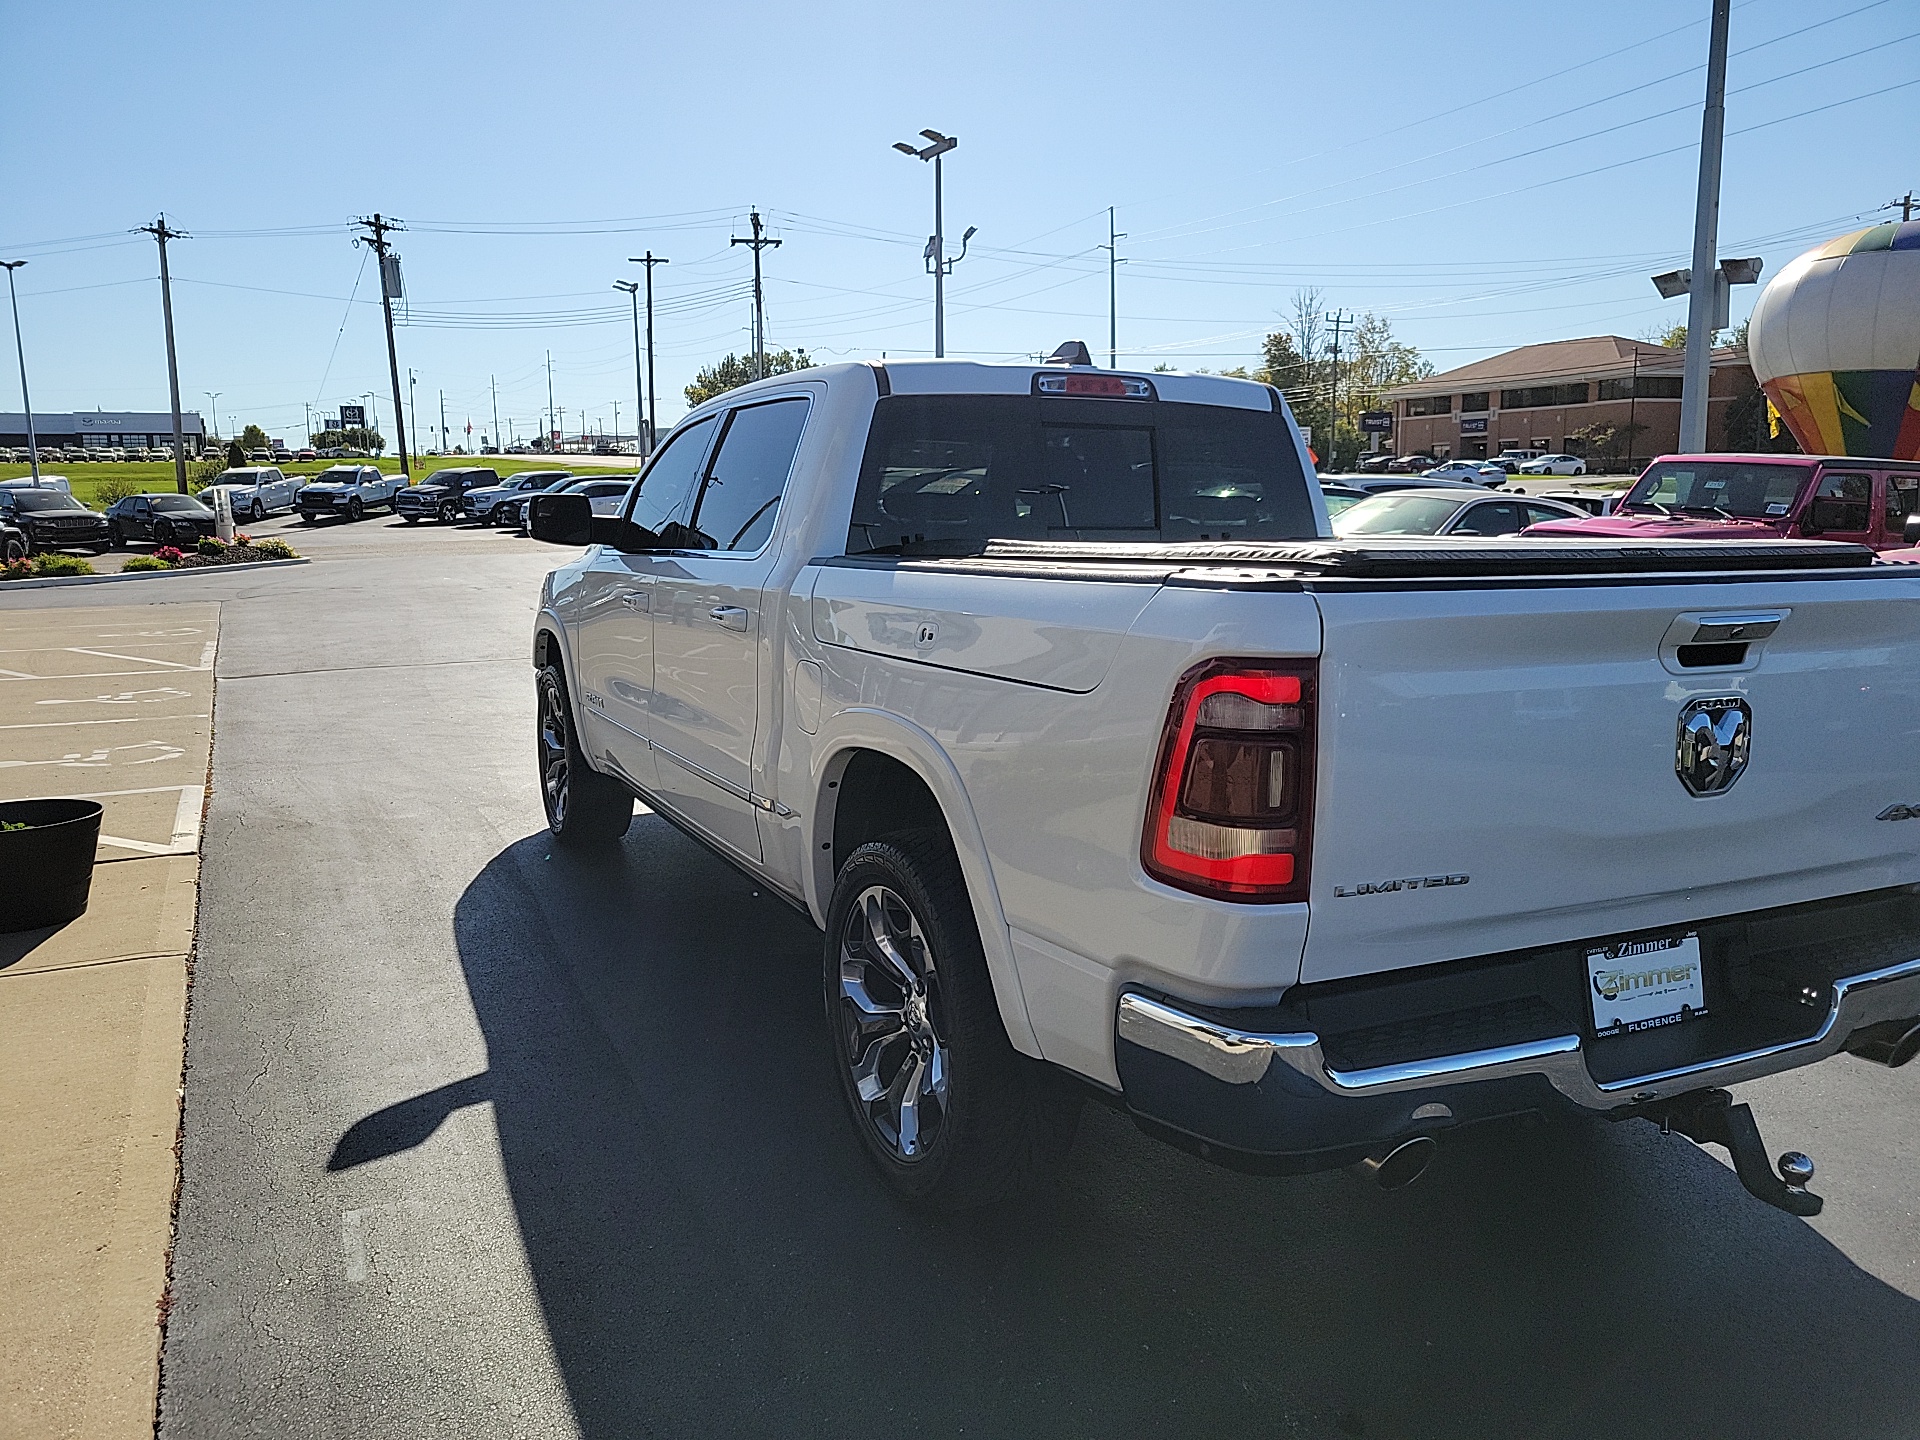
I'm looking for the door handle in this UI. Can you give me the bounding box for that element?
[621,590,649,611]
[708,605,749,631]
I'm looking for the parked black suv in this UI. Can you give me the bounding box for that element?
[0,488,114,553]
[396,467,500,524]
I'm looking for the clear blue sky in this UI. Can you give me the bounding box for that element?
[2,0,1913,446]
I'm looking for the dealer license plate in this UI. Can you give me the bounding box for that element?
[1587,933,1707,1038]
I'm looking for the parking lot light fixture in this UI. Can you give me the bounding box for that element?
[204,392,223,445]
[894,129,969,359]
[614,281,644,460]
[2,260,41,482]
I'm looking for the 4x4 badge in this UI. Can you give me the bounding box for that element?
[1676,695,1751,797]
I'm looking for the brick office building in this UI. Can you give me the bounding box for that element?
[1383,336,1760,468]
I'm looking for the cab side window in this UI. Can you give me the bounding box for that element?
[1449,501,1524,536]
[1815,471,1872,531]
[687,398,810,553]
[1885,475,1917,532]
[628,417,717,538]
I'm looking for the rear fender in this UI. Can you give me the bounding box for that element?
[811,708,1041,1058]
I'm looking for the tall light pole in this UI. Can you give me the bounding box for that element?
[1679,0,1731,453]
[204,392,223,443]
[545,350,556,453]
[408,368,419,461]
[628,253,669,455]
[893,130,975,359]
[138,215,191,492]
[361,391,378,452]
[490,375,501,454]
[614,280,644,456]
[2,261,41,482]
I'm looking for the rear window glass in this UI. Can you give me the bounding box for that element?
[847,394,1313,554]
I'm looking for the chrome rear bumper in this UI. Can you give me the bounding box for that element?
[1118,955,1920,1115]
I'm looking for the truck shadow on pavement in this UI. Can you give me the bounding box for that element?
[334,821,1920,1439]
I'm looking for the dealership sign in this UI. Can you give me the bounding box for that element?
[1459,415,1490,434]
[340,404,367,428]
[1359,410,1393,434]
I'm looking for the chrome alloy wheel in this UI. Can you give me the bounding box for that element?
[538,677,570,828]
[838,885,949,1160]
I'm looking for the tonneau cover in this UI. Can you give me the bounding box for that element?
[981,536,1876,576]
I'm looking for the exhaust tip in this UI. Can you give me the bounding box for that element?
[1847,1018,1920,1068]
[1351,1135,1436,1191]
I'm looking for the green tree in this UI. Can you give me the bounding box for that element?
[226,439,247,468]
[240,424,269,452]
[1569,420,1649,473]
[309,427,385,453]
[1255,308,1433,467]
[685,348,814,407]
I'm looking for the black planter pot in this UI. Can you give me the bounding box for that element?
[1,798,104,932]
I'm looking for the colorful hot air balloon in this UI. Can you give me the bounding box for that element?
[1746,220,1920,460]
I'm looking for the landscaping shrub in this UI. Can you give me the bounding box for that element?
[249,537,298,559]
[121,555,171,572]
[92,477,145,508]
[28,553,94,578]
[1,558,30,582]
[152,546,188,565]
[196,536,228,558]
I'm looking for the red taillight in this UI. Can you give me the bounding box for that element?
[1142,661,1316,902]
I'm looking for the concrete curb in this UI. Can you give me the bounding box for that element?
[0,557,310,591]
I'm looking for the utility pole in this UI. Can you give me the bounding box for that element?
[137,215,191,492]
[730,210,781,380]
[1679,0,1732,453]
[304,401,312,449]
[1324,310,1354,459]
[629,253,669,456]
[352,214,411,477]
[408,369,418,456]
[1102,207,1127,369]
[1888,191,1917,222]
[1,261,41,482]
[490,375,501,454]
[439,390,447,456]
[545,350,556,453]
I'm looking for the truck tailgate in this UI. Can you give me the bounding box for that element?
[1300,572,1920,983]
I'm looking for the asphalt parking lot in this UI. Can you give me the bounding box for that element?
[4,520,1918,1439]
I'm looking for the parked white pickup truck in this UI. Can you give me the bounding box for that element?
[526,346,1920,1214]
[201,467,301,522]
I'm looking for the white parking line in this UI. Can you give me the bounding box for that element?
[40,783,208,857]
[0,716,199,730]
[65,647,203,671]
[341,1210,368,1283]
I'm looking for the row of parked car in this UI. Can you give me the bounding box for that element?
[1318,453,1920,556]
[1356,447,1590,478]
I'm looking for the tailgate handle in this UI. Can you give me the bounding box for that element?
[1691,612,1784,644]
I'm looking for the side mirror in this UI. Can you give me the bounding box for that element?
[1904,513,1920,546]
[529,492,593,545]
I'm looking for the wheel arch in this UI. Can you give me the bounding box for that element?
[810,713,1040,1058]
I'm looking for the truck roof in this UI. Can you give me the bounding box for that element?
[683,356,1281,422]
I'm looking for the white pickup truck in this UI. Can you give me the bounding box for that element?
[526,346,1920,1214]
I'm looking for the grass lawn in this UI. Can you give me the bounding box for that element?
[0,456,627,509]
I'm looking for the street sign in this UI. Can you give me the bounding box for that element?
[341,404,366,429]
[1359,410,1394,434]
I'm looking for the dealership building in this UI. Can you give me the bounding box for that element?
[0,410,210,454]
[1382,336,1760,466]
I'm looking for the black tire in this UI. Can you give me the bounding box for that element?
[250,499,265,522]
[438,500,458,523]
[347,496,364,522]
[107,525,126,552]
[824,831,1081,1209]
[3,534,27,563]
[536,663,632,847]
